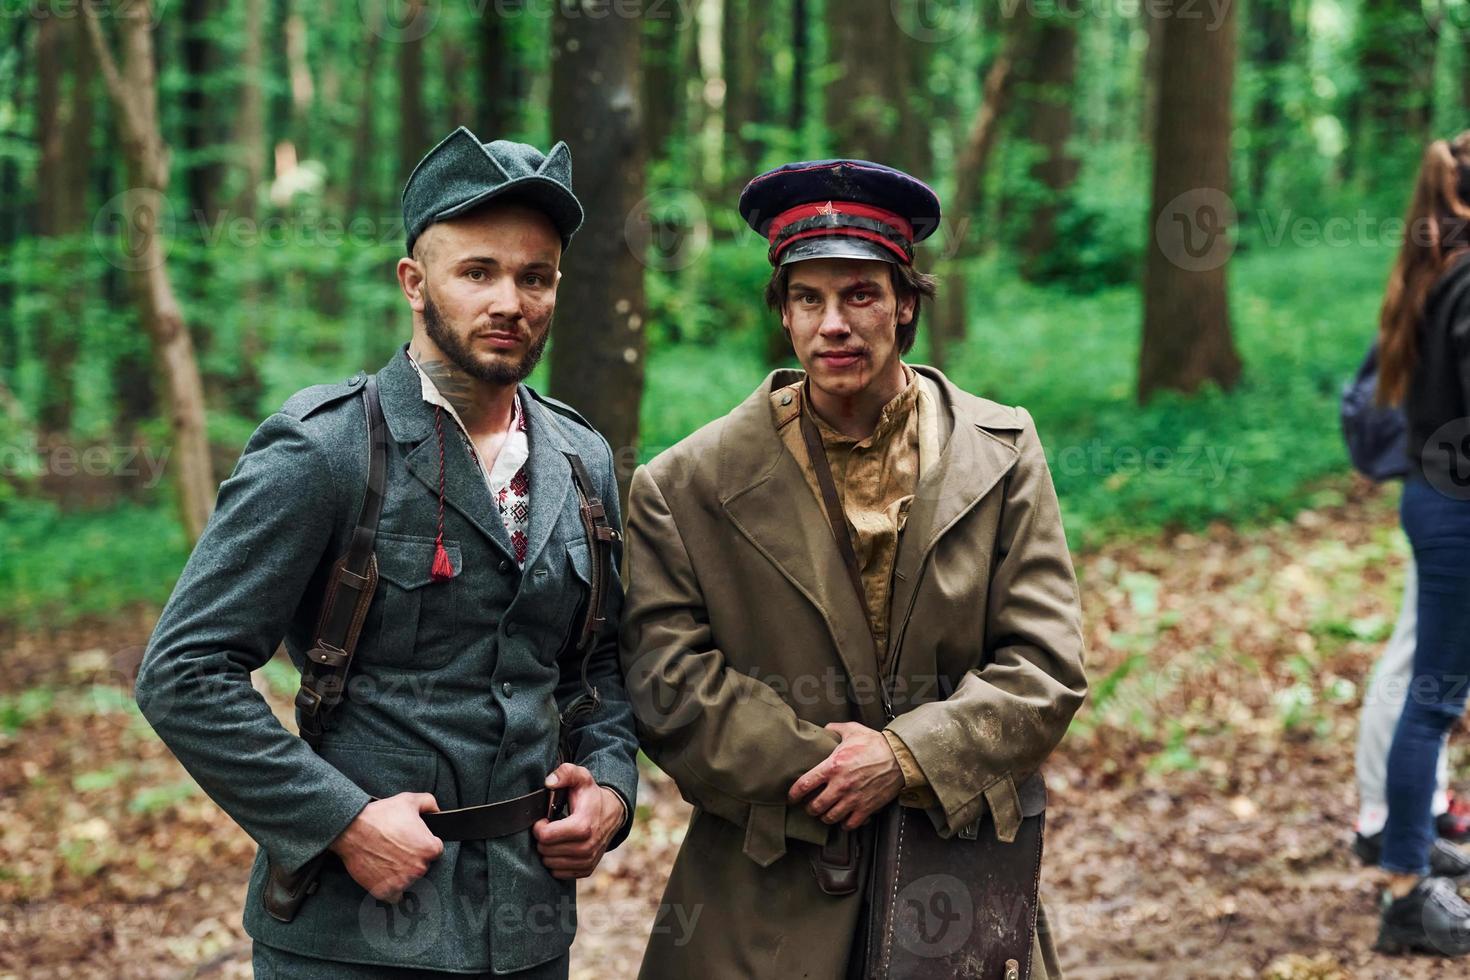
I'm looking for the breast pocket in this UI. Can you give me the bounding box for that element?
[364,531,463,670]
[546,537,593,664]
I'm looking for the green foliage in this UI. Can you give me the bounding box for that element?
[0,499,187,627]
[0,236,1398,622]
[0,686,54,737]
[940,238,1388,549]
[128,781,199,816]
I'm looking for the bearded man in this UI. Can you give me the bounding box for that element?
[136,128,638,978]
[620,159,1087,978]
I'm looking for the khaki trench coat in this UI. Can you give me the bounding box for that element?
[620,367,1087,979]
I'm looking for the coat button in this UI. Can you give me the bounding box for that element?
[505,623,518,637]
[498,559,511,574]
[502,682,513,697]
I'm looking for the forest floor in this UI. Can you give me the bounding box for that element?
[2,475,1467,979]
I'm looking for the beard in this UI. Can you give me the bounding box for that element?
[422,290,550,386]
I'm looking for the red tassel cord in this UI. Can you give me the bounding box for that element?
[430,405,456,582]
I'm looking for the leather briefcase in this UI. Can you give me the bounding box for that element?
[861,772,1047,980]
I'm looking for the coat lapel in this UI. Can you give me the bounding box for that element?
[718,372,886,728]
[885,368,1022,664]
[376,346,517,562]
[519,393,575,573]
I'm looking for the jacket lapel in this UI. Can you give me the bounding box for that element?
[719,372,886,728]
[885,368,1022,665]
[376,346,517,562]
[519,393,575,573]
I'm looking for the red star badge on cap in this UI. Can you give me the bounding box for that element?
[817,201,838,216]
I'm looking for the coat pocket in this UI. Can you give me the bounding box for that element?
[545,538,592,665]
[365,531,463,670]
[318,739,438,799]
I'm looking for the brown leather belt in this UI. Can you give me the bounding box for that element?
[420,787,565,841]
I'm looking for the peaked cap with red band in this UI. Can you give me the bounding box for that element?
[738,158,942,267]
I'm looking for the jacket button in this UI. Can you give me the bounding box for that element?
[502,682,513,697]
[498,559,511,574]
[505,623,518,637]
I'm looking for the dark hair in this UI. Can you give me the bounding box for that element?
[763,261,939,355]
[1377,132,1470,405]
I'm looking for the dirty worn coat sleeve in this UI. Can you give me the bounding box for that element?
[135,413,372,876]
[620,464,837,865]
[885,409,1087,838]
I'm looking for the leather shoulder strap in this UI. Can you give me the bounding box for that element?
[797,398,870,621]
[295,376,388,748]
[558,451,620,736]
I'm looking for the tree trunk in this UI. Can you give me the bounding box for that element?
[721,0,764,190]
[1014,0,1079,279]
[824,0,915,169]
[1138,0,1243,402]
[642,3,681,158]
[398,0,430,182]
[935,35,1023,345]
[791,0,807,133]
[1246,0,1295,207]
[234,0,266,219]
[477,0,525,138]
[1353,0,1436,194]
[550,1,647,505]
[1464,33,1470,118]
[83,1,215,543]
[181,0,223,224]
[34,7,94,435]
[285,7,314,158]
[1139,2,1165,146]
[345,31,384,219]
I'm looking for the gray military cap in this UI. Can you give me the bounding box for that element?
[401,126,584,255]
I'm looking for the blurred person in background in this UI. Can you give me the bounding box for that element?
[1369,131,1470,956]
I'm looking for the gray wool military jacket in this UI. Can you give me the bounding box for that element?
[135,345,639,975]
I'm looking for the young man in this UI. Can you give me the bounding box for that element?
[136,128,638,979]
[620,159,1088,978]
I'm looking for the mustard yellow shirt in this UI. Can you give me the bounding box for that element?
[769,365,940,808]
